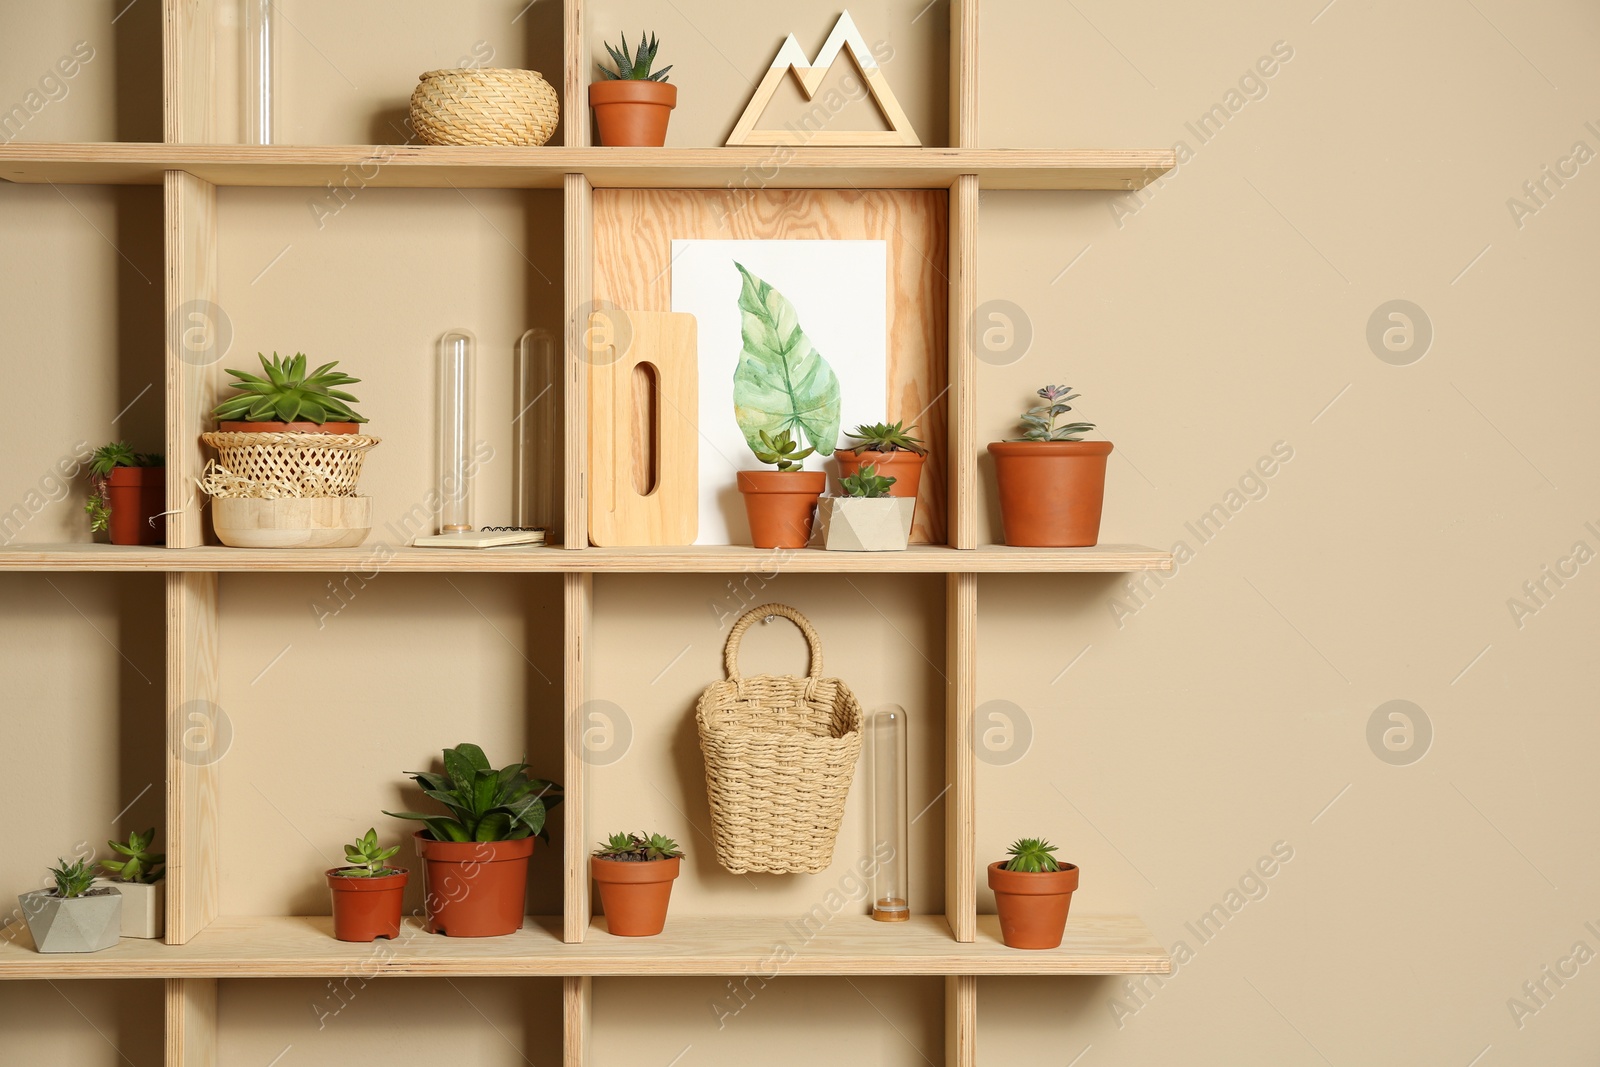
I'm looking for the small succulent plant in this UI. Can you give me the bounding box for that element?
[84,443,164,533]
[839,465,895,499]
[846,420,926,455]
[1017,385,1094,443]
[593,831,684,862]
[338,828,402,878]
[100,828,165,884]
[212,352,368,425]
[48,858,98,899]
[599,32,672,82]
[1001,838,1061,874]
[752,428,814,472]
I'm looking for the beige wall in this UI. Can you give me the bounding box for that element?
[4,0,1599,1064]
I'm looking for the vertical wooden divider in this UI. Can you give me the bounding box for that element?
[944,975,977,1067]
[563,572,593,944]
[165,978,218,1067]
[564,173,594,549]
[564,975,593,1067]
[563,0,589,148]
[949,0,979,150]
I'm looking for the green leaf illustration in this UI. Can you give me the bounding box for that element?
[731,261,842,457]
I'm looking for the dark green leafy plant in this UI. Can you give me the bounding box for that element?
[1018,385,1094,442]
[599,32,672,81]
[1001,837,1061,874]
[384,743,561,843]
[48,858,98,899]
[593,831,684,862]
[85,443,164,533]
[212,353,368,425]
[846,420,926,455]
[839,464,895,498]
[337,828,402,878]
[100,828,164,884]
[751,428,814,473]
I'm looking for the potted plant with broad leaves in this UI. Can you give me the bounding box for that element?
[325,828,409,943]
[818,465,914,552]
[384,743,561,937]
[590,32,676,146]
[731,262,841,549]
[987,838,1079,950]
[838,421,927,522]
[988,385,1112,547]
[201,352,379,549]
[591,831,683,937]
[97,828,164,939]
[86,443,165,546]
[18,857,122,953]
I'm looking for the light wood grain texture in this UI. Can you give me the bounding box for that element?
[166,573,220,945]
[946,573,977,944]
[165,978,216,1067]
[0,543,1175,573]
[945,975,976,1067]
[564,976,592,1067]
[164,171,218,549]
[950,0,979,148]
[163,0,216,144]
[0,144,1176,190]
[0,915,1170,978]
[948,175,979,550]
[593,188,948,544]
[210,496,371,548]
[564,572,593,943]
[565,173,594,549]
[587,311,698,546]
[563,0,588,147]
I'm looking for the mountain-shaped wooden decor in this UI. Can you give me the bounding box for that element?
[726,11,920,147]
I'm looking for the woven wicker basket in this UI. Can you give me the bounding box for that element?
[200,431,379,498]
[695,604,864,874]
[409,68,559,147]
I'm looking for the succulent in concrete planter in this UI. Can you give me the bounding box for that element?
[591,831,684,937]
[837,421,927,523]
[818,465,913,552]
[988,385,1112,547]
[97,828,165,939]
[19,857,123,953]
[987,837,1080,950]
[325,828,409,943]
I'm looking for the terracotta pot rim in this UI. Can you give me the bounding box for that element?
[846,446,927,457]
[987,440,1113,456]
[413,830,536,860]
[737,470,826,493]
[591,855,682,884]
[325,868,410,890]
[987,860,1081,895]
[588,80,678,106]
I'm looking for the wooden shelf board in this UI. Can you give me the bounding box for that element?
[0,914,1170,979]
[0,543,1173,573]
[0,144,1174,191]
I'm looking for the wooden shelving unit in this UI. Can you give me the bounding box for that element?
[1,2,1176,1065]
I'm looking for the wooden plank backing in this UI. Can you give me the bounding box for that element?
[166,573,220,946]
[564,174,595,548]
[945,572,976,943]
[563,572,593,942]
[593,189,949,544]
[945,975,976,1067]
[165,977,217,1067]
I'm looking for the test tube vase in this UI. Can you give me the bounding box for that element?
[870,705,910,922]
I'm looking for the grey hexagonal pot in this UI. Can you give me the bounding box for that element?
[18,888,123,952]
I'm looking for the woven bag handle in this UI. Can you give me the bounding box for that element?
[723,603,824,684]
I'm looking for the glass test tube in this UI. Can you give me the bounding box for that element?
[437,330,476,533]
[515,328,559,530]
[243,0,277,145]
[870,705,910,922]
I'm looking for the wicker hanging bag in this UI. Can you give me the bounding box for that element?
[695,603,864,874]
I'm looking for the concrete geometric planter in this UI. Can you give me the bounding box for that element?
[97,879,163,939]
[17,888,123,953]
[817,497,915,551]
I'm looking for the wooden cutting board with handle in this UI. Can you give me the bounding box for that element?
[587,309,698,546]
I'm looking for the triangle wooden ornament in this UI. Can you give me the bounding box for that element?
[727,11,920,147]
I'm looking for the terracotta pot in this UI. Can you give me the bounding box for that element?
[591,856,680,936]
[987,860,1080,949]
[414,832,533,937]
[737,470,825,549]
[837,449,925,514]
[589,80,677,146]
[105,467,166,546]
[988,441,1113,547]
[325,868,409,942]
[217,421,361,434]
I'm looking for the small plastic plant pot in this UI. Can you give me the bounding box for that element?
[591,855,680,936]
[987,860,1080,950]
[414,832,533,937]
[326,868,409,942]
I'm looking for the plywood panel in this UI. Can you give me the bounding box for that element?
[563,572,593,942]
[945,974,976,1067]
[167,572,220,944]
[947,175,977,550]
[564,174,594,549]
[166,977,216,1067]
[945,573,976,943]
[594,188,948,544]
[164,171,217,549]
[163,0,217,144]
